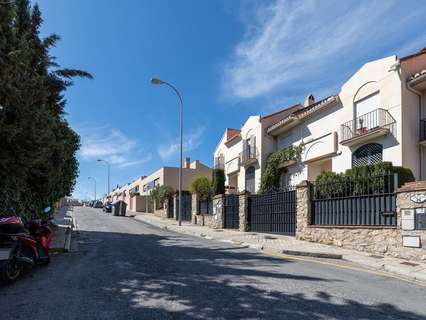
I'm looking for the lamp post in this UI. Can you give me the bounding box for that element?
[88,176,96,201]
[97,159,110,198]
[151,78,183,226]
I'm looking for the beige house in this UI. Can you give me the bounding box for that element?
[215,47,426,192]
[107,158,211,212]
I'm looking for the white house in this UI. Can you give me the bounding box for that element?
[214,105,301,193]
[215,47,426,193]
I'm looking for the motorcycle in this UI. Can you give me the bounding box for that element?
[0,210,52,284]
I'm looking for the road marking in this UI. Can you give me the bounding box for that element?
[264,251,426,288]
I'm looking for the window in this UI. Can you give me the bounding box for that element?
[245,166,255,193]
[352,143,383,167]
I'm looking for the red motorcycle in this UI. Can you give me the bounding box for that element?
[0,215,52,284]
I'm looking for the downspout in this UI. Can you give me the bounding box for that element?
[392,60,423,180]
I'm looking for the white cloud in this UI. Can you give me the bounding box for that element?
[79,127,152,168]
[223,0,426,100]
[157,126,206,160]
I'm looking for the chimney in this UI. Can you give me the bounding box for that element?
[184,157,190,169]
[304,94,315,107]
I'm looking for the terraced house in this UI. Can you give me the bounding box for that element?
[215,48,426,192]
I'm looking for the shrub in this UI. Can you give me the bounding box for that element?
[259,144,304,193]
[315,162,415,197]
[151,185,174,208]
[212,169,225,195]
[191,177,212,200]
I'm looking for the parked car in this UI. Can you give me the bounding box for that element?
[94,201,103,208]
[103,203,113,213]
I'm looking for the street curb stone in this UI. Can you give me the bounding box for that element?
[281,249,343,260]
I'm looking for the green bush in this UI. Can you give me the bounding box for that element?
[259,144,304,193]
[191,177,212,200]
[212,169,225,195]
[151,185,174,208]
[315,162,415,197]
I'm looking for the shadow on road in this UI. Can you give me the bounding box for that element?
[65,225,423,320]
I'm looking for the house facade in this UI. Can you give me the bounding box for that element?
[215,48,426,193]
[214,106,300,194]
[105,158,212,212]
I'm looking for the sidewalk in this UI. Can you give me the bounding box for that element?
[131,211,426,284]
[49,206,74,253]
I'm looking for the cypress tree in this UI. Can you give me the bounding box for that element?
[0,1,91,217]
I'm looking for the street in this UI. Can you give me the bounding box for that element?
[1,207,425,320]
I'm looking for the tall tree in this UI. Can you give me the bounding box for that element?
[0,1,91,217]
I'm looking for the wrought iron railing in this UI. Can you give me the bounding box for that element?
[311,173,398,226]
[340,108,395,142]
[214,156,225,169]
[420,119,426,141]
[240,145,258,164]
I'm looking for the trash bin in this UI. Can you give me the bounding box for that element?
[113,201,127,217]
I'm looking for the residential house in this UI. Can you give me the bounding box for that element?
[214,105,301,194]
[269,49,426,186]
[106,158,212,213]
[216,48,426,193]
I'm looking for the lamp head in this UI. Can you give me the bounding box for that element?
[150,78,164,85]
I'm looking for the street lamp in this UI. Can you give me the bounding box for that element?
[151,78,184,226]
[88,177,97,201]
[97,159,110,197]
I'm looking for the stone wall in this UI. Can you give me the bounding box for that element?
[296,180,426,261]
[191,194,224,229]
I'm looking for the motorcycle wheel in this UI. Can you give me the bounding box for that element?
[38,246,50,266]
[0,253,21,284]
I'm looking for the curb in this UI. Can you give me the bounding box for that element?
[281,249,343,260]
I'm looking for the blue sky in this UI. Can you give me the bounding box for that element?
[34,0,426,200]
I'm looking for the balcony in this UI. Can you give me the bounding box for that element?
[240,145,258,166]
[340,108,395,147]
[421,120,426,145]
[214,155,225,170]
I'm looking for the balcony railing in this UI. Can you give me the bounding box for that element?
[214,156,225,170]
[240,145,258,165]
[421,119,426,142]
[340,108,395,144]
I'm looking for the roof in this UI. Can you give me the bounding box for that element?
[224,128,241,145]
[261,103,303,121]
[266,95,339,134]
[399,47,426,61]
[408,69,426,82]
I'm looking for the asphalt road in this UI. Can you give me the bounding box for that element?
[1,207,426,320]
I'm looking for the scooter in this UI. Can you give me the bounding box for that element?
[0,211,52,284]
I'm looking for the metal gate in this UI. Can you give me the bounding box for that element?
[224,194,239,229]
[248,189,296,235]
[167,198,174,219]
[176,194,192,221]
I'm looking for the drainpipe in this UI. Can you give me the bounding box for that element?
[391,60,423,179]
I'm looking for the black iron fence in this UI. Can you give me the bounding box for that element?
[340,108,395,142]
[176,194,192,221]
[311,173,397,226]
[224,194,239,229]
[421,119,426,141]
[248,187,297,235]
[198,198,213,215]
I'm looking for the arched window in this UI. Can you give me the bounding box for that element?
[352,143,383,167]
[245,166,255,194]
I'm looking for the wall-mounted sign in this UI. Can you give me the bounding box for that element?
[411,194,426,204]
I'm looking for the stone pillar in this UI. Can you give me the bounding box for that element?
[213,194,225,229]
[191,193,199,224]
[296,180,311,239]
[238,191,250,232]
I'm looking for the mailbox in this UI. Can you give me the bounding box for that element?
[401,209,415,231]
[416,209,426,230]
